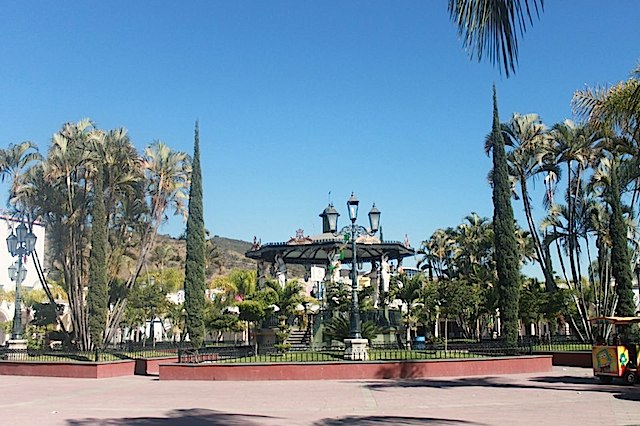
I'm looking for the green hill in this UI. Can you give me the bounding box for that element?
[153,234,304,279]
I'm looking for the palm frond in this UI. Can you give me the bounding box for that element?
[448,0,544,77]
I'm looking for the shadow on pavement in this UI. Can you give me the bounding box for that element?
[614,392,640,402]
[311,415,485,425]
[364,376,640,393]
[364,376,520,390]
[363,372,640,400]
[66,408,278,425]
[530,375,598,385]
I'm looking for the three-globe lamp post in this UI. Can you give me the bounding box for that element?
[324,193,380,340]
[6,222,37,341]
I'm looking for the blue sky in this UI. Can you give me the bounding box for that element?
[1,1,639,272]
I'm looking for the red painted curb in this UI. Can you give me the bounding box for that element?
[534,351,592,368]
[159,355,552,381]
[135,357,179,375]
[0,360,135,378]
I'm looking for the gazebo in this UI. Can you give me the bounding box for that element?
[245,198,414,358]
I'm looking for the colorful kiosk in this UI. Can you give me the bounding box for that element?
[590,316,640,384]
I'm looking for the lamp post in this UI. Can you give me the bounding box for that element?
[6,222,37,344]
[324,193,380,359]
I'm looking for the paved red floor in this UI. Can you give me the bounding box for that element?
[0,366,639,425]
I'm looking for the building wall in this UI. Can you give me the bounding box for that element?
[0,217,46,292]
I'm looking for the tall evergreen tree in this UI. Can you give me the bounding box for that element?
[184,121,206,348]
[609,159,636,329]
[87,162,109,349]
[490,86,521,346]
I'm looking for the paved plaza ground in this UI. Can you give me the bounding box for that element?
[1,366,639,425]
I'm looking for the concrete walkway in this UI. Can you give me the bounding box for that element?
[0,367,639,425]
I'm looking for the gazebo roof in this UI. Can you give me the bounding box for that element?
[246,232,414,265]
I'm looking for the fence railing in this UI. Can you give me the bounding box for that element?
[0,348,143,362]
[173,341,551,364]
[0,336,593,364]
[0,342,245,363]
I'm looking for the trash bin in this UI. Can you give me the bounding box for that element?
[415,336,426,350]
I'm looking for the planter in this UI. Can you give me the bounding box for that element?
[159,355,552,381]
[135,356,179,375]
[0,359,135,378]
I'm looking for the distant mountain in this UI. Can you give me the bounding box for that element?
[211,235,256,272]
[153,234,304,278]
[154,234,255,275]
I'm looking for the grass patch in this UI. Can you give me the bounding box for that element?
[532,344,591,352]
[214,349,486,363]
[120,350,178,359]
[1,352,122,363]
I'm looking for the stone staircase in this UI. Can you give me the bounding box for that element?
[286,328,311,350]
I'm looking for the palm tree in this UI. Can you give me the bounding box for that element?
[323,315,383,344]
[454,212,494,275]
[574,65,640,210]
[165,302,187,343]
[39,119,103,349]
[418,228,457,280]
[228,269,258,301]
[97,128,145,284]
[541,189,600,342]
[547,120,600,291]
[572,66,640,328]
[104,141,190,345]
[152,244,173,277]
[99,128,142,219]
[390,273,424,343]
[261,279,304,317]
[0,141,43,210]
[573,64,640,143]
[497,113,558,290]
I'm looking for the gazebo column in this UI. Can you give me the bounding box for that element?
[379,253,392,327]
[369,261,380,308]
[275,253,287,288]
[257,260,267,290]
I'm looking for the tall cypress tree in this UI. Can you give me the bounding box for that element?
[184,121,206,348]
[87,162,108,349]
[609,159,636,330]
[490,86,521,347]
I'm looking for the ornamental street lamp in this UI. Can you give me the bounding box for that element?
[6,222,37,341]
[330,193,381,340]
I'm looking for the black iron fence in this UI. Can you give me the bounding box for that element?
[0,341,245,363]
[0,335,592,364]
[173,341,544,364]
[0,347,140,362]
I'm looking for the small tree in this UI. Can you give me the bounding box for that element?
[238,300,266,352]
[126,278,170,346]
[390,273,424,343]
[205,303,243,342]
